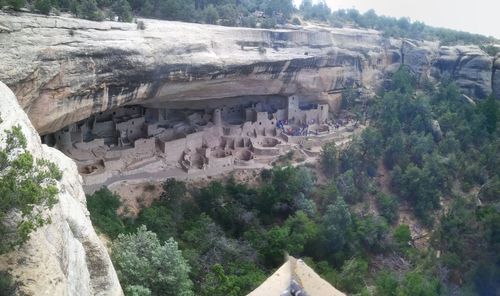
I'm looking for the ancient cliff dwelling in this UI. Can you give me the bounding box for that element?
[43,95,362,190]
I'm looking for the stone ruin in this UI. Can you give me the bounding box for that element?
[43,95,359,187]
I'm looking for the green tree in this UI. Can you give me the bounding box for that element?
[336,170,362,204]
[201,264,240,296]
[391,66,415,93]
[202,4,218,24]
[259,225,289,267]
[393,224,411,249]
[322,197,352,252]
[7,0,25,10]
[375,271,399,296]
[157,0,196,22]
[78,0,104,21]
[135,203,176,241]
[160,178,188,225]
[320,142,338,177]
[283,210,319,254]
[0,271,15,296]
[397,163,440,225]
[86,187,125,239]
[262,0,294,18]
[338,257,368,293]
[182,214,257,277]
[34,0,52,14]
[376,192,399,223]
[299,0,331,21]
[0,125,61,253]
[124,285,151,296]
[479,95,499,134]
[359,127,383,166]
[139,0,154,16]
[112,0,133,22]
[112,225,194,296]
[354,214,389,252]
[397,272,442,296]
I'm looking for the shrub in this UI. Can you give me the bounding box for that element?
[78,0,104,21]
[375,271,399,296]
[112,225,194,296]
[7,0,25,10]
[260,17,276,29]
[86,187,125,238]
[34,0,52,14]
[393,224,411,249]
[136,20,146,30]
[111,0,132,22]
[376,192,399,223]
[338,258,369,293]
[0,125,61,253]
[0,271,14,296]
[320,142,338,177]
[202,4,218,24]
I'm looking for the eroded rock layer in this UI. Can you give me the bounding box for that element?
[0,12,497,135]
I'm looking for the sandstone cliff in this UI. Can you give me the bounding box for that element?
[0,12,497,136]
[0,82,122,295]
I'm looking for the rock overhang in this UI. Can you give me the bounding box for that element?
[0,12,497,135]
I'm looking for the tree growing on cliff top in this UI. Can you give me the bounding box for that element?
[77,0,104,21]
[112,225,194,296]
[0,124,61,254]
[112,0,133,22]
[6,0,25,10]
[34,0,52,14]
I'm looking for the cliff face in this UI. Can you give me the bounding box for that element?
[0,82,122,296]
[0,12,497,135]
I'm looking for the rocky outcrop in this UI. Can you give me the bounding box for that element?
[0,82,122,296]
[431,46,493,98]
[0,12,497,135]
[493,54,500,97]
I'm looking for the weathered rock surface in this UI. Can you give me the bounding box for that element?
[432,46,493,98]
[0,12,497,135]
[493,54,500,97]
[0,82,122,296]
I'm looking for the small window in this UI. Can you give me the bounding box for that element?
[259,122,262,125]
[132,121,134,125]
[321,106,324,110]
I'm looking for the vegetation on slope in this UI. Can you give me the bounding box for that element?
[87,67,499,295]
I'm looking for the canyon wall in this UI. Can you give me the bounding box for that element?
[0,12,497,135]
[0,82,122,295]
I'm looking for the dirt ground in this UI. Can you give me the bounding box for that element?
[109,180,163,217]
